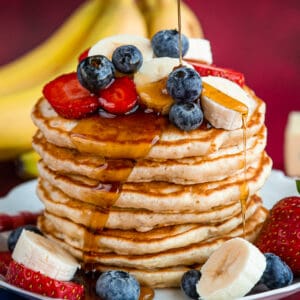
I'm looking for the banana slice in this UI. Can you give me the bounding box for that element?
[88,34,153,61]
[201,76,257,130]
[197,238,266,300]
[134,57,192,114]
[184,38,213,64]
[12,230,79,281]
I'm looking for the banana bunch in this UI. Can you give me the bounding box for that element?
[0,0,203,177]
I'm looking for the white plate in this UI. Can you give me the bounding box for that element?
[0,169,299,300]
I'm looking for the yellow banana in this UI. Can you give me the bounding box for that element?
[138,0,204,38]
[0,0,148,160]
[16,150,40,179]
[0,0,104,96]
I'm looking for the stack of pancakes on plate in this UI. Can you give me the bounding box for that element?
[31,88,272,288]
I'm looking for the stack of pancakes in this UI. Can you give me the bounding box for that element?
[31,88,272,288]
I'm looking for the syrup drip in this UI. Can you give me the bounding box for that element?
[177,0,183,66]
[202,82,249,236]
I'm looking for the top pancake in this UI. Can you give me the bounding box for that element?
[31,88,265,159]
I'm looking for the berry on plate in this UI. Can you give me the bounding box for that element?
[255,196,300,275]
[259,253,293,289]
[181,269,201,300]
[77,55,115,93]
[98,76,138,114]
[151,29,189,58]
[167,66,202,103]
[189,61,245,87]
[43,72,99,119]
[0,252,12,277]
[96,270,140,300]
[169,102,203,131]
[6,260,84,300]
[112,45,143,74]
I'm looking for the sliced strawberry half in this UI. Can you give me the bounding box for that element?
[187,61,245,86]
[6,260,84,299]
[0,252,12,277]
[43,72,99,119]
[78,47,90,62]
[98,76,138,114]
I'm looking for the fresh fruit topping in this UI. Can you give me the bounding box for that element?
[190,61,245,86]
[197,238,266,300]
[255,196,300,274]
[151,29,189,58]
[12,230,79,281]
[0,252,12,277]
[184,38,213,64]
[99,76,138,115]
[96,270,140,300]
[7,224,42,252]
[169,102,203,131]
[112,45,143,74]
[181,269,201,300]
[167,66,202,103]
[6,260,84,300]
[77,55,115,93]
[88,34,153,61]
[43,72,99,119]
[201,76,256,130]
[78,47,90,62]
[259,253,293,289]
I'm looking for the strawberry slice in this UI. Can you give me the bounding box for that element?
[6,260,84,299]
[0,252,12,277]
[78,47,90,62]
[255,196,300,275]
[43,72,99,119]
[187,61,245,86]
[98,76,138,114]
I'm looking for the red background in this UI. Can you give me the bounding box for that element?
[0,1,299,299]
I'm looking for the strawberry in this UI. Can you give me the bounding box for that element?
[187,61,245,86]
[43,72,99,119]
[6,260,84,299]
[78,47,90,62]
[255,196,300,275]
[98,76,138,114]
[0,252,12,277]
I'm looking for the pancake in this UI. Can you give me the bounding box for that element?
[38,196,262,255]
[37,154,272,212]
[33,126,267,184]
[40,206,267,288]
[31,92,265,160]
[38,179,258,231]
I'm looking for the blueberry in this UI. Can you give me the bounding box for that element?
[77,55,115,93]
[169,102,203,131]
[167,67,202,103]
[181,269,201,299]
[95,270,140,300]
[151,29,189,58]
[259,253,293,289]
[112,45,143,74]
[7,225,42,252]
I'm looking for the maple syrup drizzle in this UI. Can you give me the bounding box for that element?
[177,0,183,66]
[202,82,249,235]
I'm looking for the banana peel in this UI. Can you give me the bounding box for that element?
[16,150,40,179]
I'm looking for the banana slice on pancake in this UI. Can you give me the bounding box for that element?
[201,76,257,130]
[197,237,266,300]
[184,38,213,64]
[134,57,193,114]
[88,34,154,61]
[12,229,79,281]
